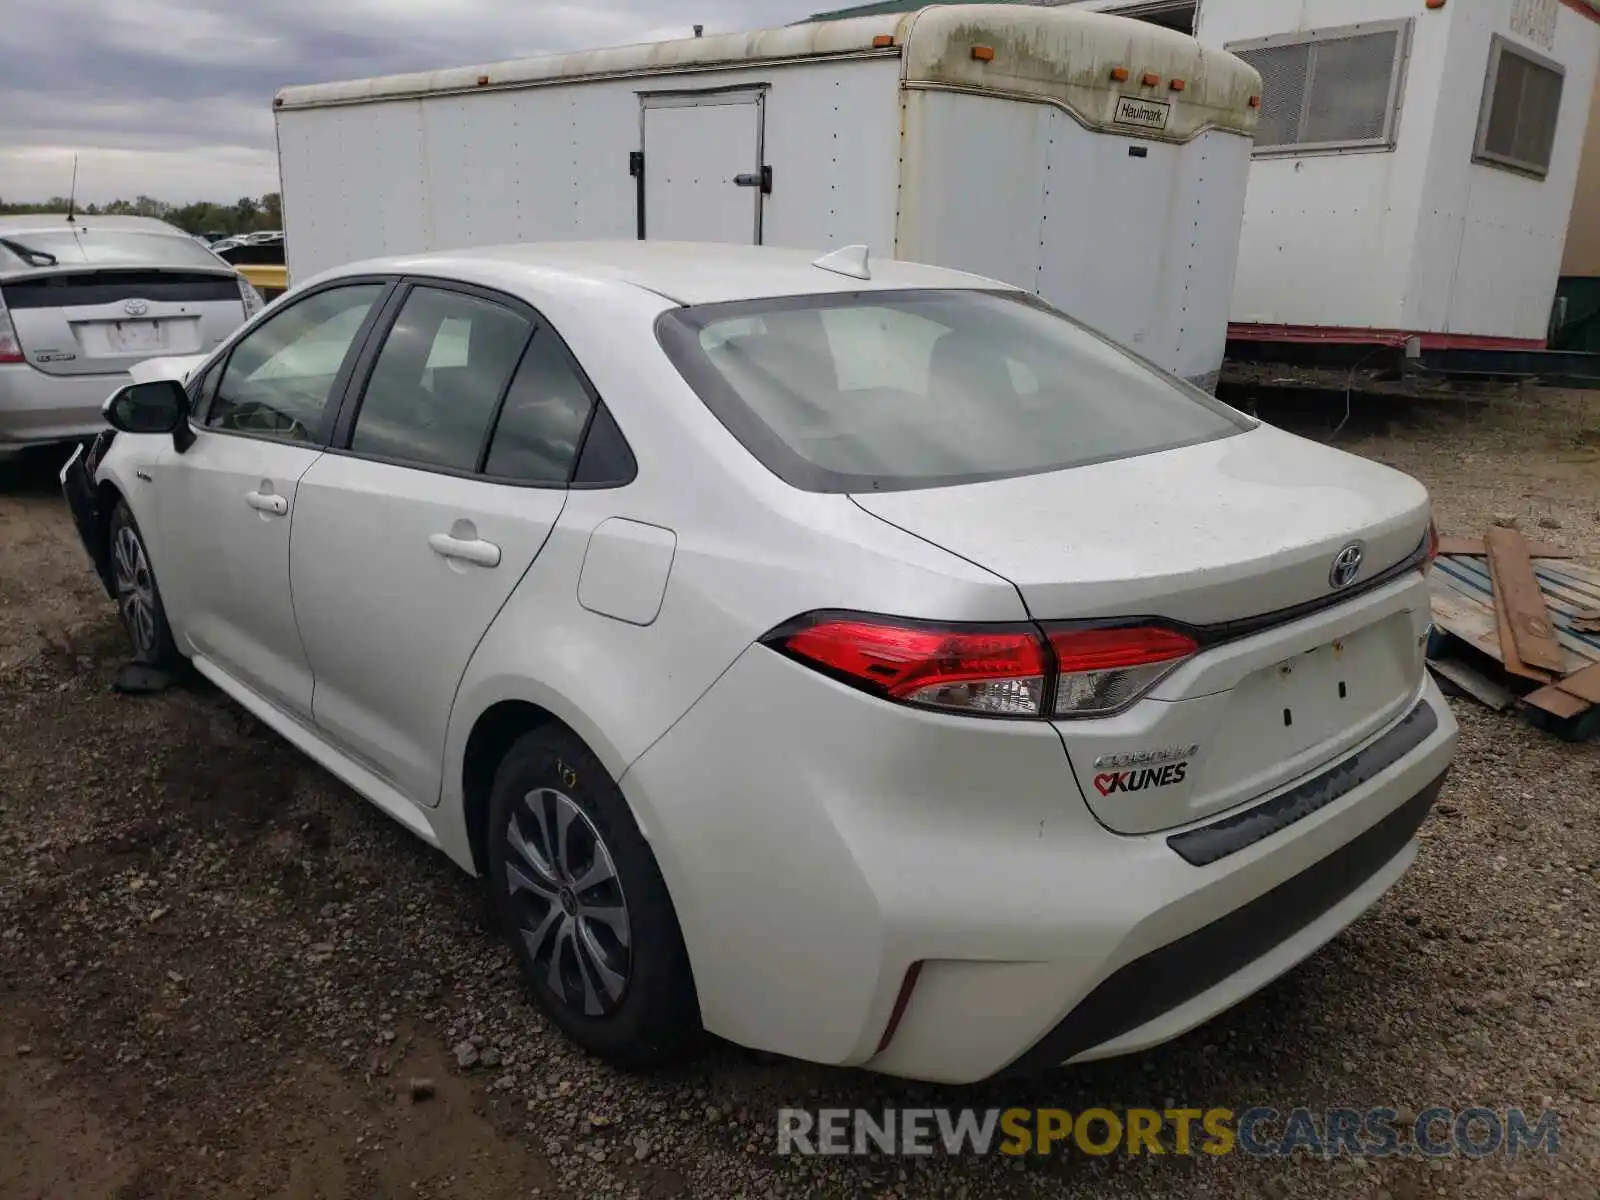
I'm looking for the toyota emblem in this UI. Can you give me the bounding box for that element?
[123,298,149,317]
[1329,542,1365,590]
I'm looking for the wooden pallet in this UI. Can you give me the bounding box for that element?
[1428,549,1600,740]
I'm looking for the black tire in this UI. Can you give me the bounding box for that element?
[486,726,702,1067]
[107,500,180,668]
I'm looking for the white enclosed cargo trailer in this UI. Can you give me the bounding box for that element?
[273,4,1261,388]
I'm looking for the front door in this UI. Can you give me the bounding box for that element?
[153,281,390,721]
[289,282,593,807]
[640,87,768,244]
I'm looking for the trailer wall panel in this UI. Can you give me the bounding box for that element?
[1203,0,1452,333]
[280,60,902,285]
[757,62,902,254]
[1420,1,1600,338]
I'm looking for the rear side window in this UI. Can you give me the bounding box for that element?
[349,286,532,471]
[210,284,383,442]
[571,403,636,486]
[656,289,1252,493]
[483,329,595,484]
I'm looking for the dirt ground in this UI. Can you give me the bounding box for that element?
[2,388,1599,1200]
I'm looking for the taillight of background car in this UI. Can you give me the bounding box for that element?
[0,288,22,363]
[238,277,265,319]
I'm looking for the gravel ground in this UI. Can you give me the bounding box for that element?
[2,388,1599,1200]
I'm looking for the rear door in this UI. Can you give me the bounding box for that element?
[3,267,244,375]
[640,87,769,244]
[289,281,596,808]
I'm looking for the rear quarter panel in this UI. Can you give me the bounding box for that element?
[430,291,1027,868]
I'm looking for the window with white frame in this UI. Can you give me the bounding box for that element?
[1474,35,1565,178]
[1228,20,1412,155]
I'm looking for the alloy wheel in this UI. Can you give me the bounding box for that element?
[112,524,158,658]
[504,787,632,1016]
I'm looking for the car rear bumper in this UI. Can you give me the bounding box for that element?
[622,646,1457,1083]
[0,363,120,448]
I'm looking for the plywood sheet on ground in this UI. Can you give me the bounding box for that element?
[1429,554,1600,679]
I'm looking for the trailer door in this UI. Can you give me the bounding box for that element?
[639,87,769,244]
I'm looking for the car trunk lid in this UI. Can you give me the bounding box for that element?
[852,424,1434,834]
[2,267,243,377]
[851,425,1429,628]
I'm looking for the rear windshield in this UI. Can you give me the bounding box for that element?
[655,289,1253,493]
[0,228,225,271]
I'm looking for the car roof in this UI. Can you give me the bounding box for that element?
[330,240,1017,306]
[0,213,193,236]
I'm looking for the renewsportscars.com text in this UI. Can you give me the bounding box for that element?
[776,1107,1561,1159]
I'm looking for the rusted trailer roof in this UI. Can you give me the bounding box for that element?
[274,4,1260,142]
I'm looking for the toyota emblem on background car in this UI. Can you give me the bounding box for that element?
[123,298,149,316]
[1329,542,1365,589]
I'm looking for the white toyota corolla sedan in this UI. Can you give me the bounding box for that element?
[61,241,1456,1083]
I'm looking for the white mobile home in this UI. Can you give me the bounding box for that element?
[1033,0,1600,350]
[273,5,1261,388]
[1204,0,1600,351]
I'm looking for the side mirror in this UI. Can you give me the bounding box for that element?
[103,379,194,450]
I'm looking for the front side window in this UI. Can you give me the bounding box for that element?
[349,286,532,472]
[656,289,1253,493]
[1475,35,1564,178]
[1229,20,1411,155]
[209,283,384,442]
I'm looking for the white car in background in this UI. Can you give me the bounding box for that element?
[0,214,262,453]
[61,241,1455,1082]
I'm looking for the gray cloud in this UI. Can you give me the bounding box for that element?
[0,0,826,202]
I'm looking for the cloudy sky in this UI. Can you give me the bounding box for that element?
[0,0,830,205]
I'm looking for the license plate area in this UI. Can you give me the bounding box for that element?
[1191,612,1421,809]
[70,315,199,358]
[1060,596,1428,836]
[106,320,163,353]
[1263,637,1373,754]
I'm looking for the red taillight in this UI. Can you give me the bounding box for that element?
[764,613,1196,719]
[772,615,1047,716]
[0,288,21,364]
[1046,625,1197,716]
[1045,626,1198,673]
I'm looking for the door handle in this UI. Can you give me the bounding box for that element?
[245,490,288,516]
[428,532,502,568]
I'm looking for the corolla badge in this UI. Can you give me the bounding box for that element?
[1092,744,1198,797]
[123,298,149,316]
[1329,542,1365,590]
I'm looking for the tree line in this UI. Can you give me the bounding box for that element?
[0,192,283,238]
